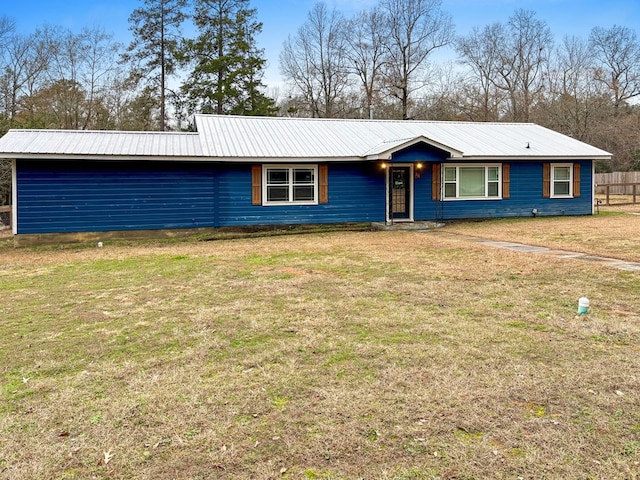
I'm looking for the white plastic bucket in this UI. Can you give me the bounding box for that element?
[578,297,590,315]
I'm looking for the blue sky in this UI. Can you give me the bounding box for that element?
[2,0,639,90]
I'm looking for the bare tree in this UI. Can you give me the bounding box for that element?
[0,16,16,213]
[381,0,454,119]
[34,27,121,129]
[540,35,604,139]
[280,2,351,117]
[345,6,388,118]
[493,9,553,122]
[0,16,14,54]
[455,23,506,121]
[414,61,466,120]
[0,30,51,123]
[589,24,640,113]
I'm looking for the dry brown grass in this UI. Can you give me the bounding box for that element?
[595,194,640,208]
[1,214,639,479]
[443,210,640,263]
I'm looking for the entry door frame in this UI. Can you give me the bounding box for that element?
[386,163,414,223]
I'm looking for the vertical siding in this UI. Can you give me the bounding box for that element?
[16,160,216,234]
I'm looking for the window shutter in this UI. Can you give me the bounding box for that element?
[319,164,329,204]
[502,163,510,199]
[251,165,262,205]
[542,163,550,198]
[432,163,441,200]
[573,163,581,197]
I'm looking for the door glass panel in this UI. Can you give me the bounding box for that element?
[391,168,408,216]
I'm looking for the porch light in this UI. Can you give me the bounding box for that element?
[380,162,387,169]
[416,162,423,170]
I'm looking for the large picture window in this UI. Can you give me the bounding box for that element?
[263,165,318,205]
[443,165,501,200]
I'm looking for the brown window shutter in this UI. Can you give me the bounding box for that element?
[502,163,510,199]
[251,165,262,205]
[542,163,550,198]
[432,163,441,200]
[319,164,329,204]
[573,163,581,197]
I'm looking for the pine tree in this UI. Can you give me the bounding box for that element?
[125,0,187,130]
[179,0,276,116]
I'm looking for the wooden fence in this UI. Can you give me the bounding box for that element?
[0,205,11,229]
[595,172,640,194]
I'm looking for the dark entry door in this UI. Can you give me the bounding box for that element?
[389,167,411,220]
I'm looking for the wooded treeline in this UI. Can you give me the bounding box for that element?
[280,1,640,173]
[0,0,639,178]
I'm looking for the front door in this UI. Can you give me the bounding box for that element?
[388,166,412,221]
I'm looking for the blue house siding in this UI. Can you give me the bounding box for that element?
[16,160,217,234]
[14,156,594,236]
[414,166,437,221]
[434,160,593,220]
[390,143,444,221]
[216,162,386,226]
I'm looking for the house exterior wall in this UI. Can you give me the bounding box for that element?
[215,162,385,227]
[14,157,594,236]
[433,160,593,219]
[15,160,387,234]
[15,160,217,234]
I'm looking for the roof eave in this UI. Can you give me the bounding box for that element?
[2,153,207,161]
[459,155,612,161]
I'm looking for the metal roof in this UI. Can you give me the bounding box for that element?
[0,129,203,160]
[0,115,612,161]
[194,115,612,161]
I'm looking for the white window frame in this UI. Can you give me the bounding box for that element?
[550,163,573,198]
[442,164,502,200]
[262,164,318,206]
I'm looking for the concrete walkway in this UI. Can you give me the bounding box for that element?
[449,234,640,272]
[370,221,640,272]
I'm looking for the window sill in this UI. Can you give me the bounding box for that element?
[443,197,503,201]
[263,201,319,206]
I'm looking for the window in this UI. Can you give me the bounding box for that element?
[443,165,501,200]
[263,165,318,205]
[551,163,573,198]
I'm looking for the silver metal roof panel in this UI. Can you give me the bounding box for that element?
[0,116,612,161]
[0,129,203,159]
[194,115,612,160]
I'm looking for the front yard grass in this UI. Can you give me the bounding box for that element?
[1,215,639,479]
